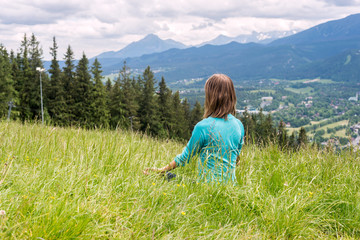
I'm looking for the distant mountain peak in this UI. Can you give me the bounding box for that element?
[143,33,160,40]
[95,34,187,59]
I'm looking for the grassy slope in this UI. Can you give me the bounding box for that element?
[287,120,348,138]
[284,87,314,94]
[270,78,337,84]
[0,121,360,239]
[249,90,276,94]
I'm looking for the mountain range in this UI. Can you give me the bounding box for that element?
[198,30,298,46]
[93,30,297,60]
[89,14,360,84]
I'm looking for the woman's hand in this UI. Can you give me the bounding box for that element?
[143,161,177,175]
[143,167,166,175]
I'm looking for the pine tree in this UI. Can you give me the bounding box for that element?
[28,33,43,71]
[73,53,92,127]
[0,45,15,117]
[190,100,203,131]
[158,77,173,137]
[9,51,20,118]
[138,66,160,135]
[108,74,124,128]
[89,58,109,128]
[181,98,191,139]
[289,132,296,150]
[105,78,112,93]
[119,62,139,130]
[254,110,265,144]
[18,34,37,121]
[10,51,20,92]
[131,77,142,130]
[277,120,288,149]
[297,127,308,147]
[47,36,66,125]
[239,108,254,144]
[171,91,186,139]
[263,114,275,144]
[62,45,76,124]
[29,33,48,121]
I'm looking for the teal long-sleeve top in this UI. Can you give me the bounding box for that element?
[174,114,244,183]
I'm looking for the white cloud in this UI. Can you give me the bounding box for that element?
[0,0,359,60]
[322,0,360,6]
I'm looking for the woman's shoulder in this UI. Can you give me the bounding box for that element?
[195,115,242,129]
[195,117,214,129]
[234,117,244,128]
[233,117,244,131]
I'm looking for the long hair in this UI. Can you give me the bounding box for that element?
[203,74,237,119]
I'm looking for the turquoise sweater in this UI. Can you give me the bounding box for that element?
[174,114,244,183]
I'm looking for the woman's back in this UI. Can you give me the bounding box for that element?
[175,114,244,183]
[144,74,244,184]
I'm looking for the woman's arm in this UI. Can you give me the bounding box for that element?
[143,160,177,175]
[143,123,205,175]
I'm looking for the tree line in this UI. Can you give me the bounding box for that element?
[0,34,203,140]
[239,109,308,151]
[1,33,308,147]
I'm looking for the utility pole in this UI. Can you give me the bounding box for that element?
[7,101,14,120]
[36,67,45,124]
[129,116,134,130]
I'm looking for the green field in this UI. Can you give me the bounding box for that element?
[270,78,337,84]
[324,128,347,138]
[285,87,314,94]
[249,90,276,94]
[287,120,349,139]
[1,121,360,238]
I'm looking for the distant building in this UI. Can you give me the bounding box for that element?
[350,123,360,134]
[260,101,272,108]
[353,136,360,146]
[261,97,273,102]
[236,107,269,116]
[348,136,360,151]
[348,92,359,101]
[282,96,287,100]
[260,96,273,108]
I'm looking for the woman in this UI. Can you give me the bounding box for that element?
[144,74,244,183]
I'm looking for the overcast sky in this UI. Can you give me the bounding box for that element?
[1,0,360,60]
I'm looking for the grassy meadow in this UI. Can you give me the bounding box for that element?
[0,121,360,239]
[287,120,349,138]
[284,87,314,95]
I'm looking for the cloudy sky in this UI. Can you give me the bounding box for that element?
[1,0,360,60]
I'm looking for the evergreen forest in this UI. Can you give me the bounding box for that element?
[0,34,308,149]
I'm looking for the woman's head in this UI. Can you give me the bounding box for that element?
[203,74,236,119]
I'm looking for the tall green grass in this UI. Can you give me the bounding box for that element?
[0,121,359,239]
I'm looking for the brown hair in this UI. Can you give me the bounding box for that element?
[203,74,236,119]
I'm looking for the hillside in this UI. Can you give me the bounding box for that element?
[1,121,359,238]
[270,14,360,46]
[104,42,311,81]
